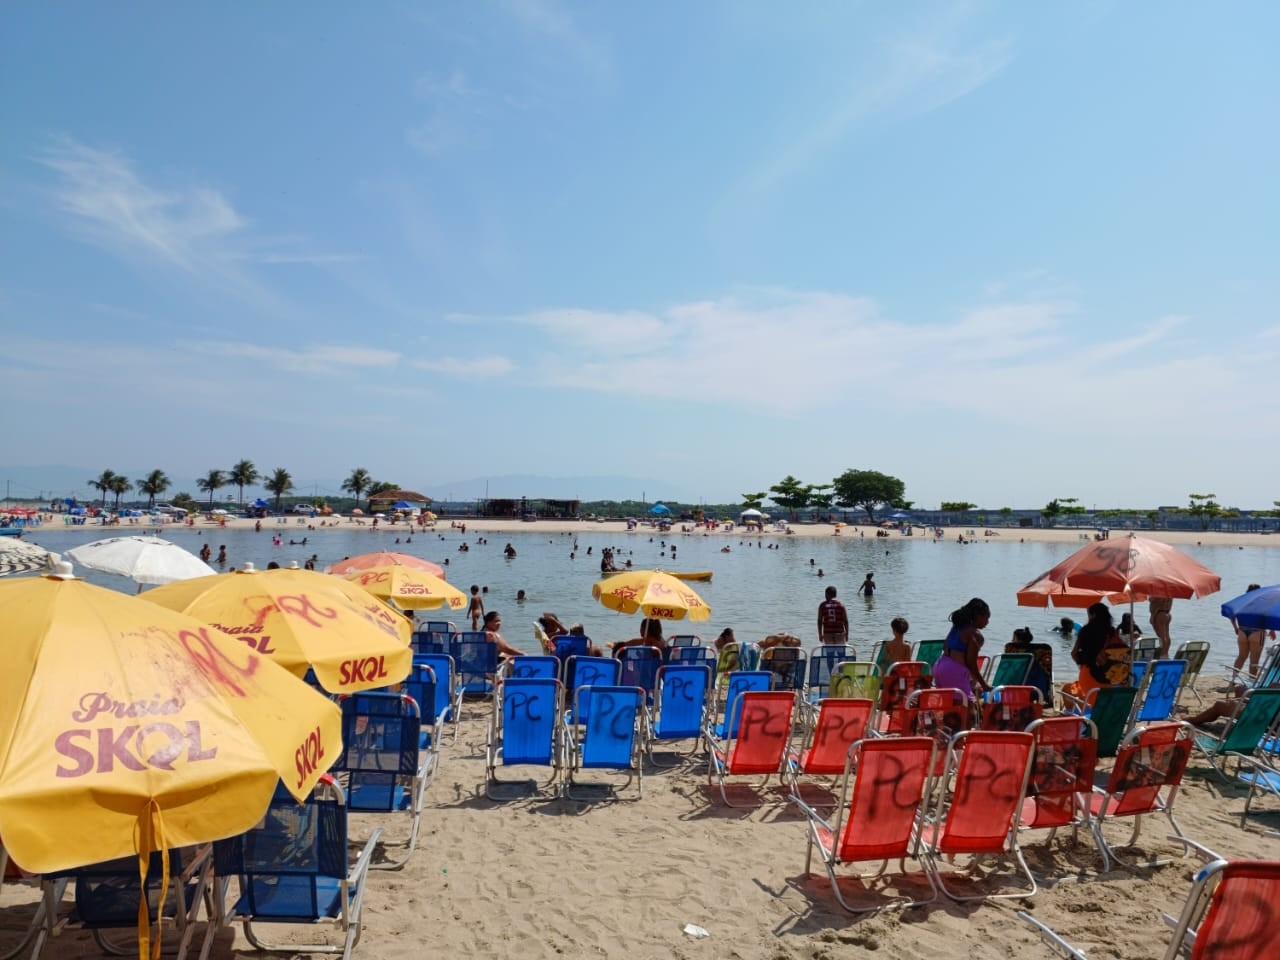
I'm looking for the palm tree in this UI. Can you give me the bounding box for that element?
[138,469,171,509]
[264,468,294,511]
[88,470,119,508]
[197,469,227,508]
[228,459,259,504]
[342,468,372,506]
[108,475,132,510]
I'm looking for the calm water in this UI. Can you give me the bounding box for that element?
[26,523,1280,676]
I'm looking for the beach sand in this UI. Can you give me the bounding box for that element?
[60,512,1280,549]
[5,675,1280,960]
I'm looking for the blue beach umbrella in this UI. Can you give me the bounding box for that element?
[649,503,671,515]
[252,498,271,509]
[1221,584,1280,630]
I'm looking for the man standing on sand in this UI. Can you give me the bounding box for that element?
[818,586,849,645]
[1148,596,1173,658]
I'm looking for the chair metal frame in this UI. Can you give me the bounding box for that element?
[917,730,1037,902]
[760,646,807,696]
[333,691,431,870]
[485,676,565,799]
[786,698,873,804]
[645,663,713,766]
[805,644,857,705]
[705,690,796,807]
[1172,640,1211,706]
[204,779,379,960]
[1089,721,1195,872]
[563,684,645,800]
[1020,716,1100,858]
[795,736,939,913]
[874,661,932,735]
[979,685,1045,732]
[411,652,462,743]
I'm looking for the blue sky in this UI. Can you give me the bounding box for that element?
[2,2,1277,509]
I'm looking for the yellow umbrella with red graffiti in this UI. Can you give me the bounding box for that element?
[344,564,468,611]
[144,563,412,694]
[591,569,711,621]
[0,563,341,958]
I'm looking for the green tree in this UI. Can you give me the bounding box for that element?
[806,483,834,514]
[108,474,132,510]
[940,501,976,512]
[196,469,227,508]
[1187,492,1222,531]
[999,507,1013,522]
[342,468,373,505]
[228,459,259,504]
[1041,499,1062,525]
[88,469,119,508]
[137,469,171,508]
[264,468,294,511]
[740,491,768,510]
[171,491,196,512]
[831,469,906,523]
[768,475,810,518]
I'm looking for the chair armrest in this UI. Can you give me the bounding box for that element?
[1167,836,1222,863]
[348,827,384,885]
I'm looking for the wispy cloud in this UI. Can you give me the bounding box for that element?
[412,355,514,378]
[183,341,401,374]
[36,138,359,304]
[737,20,1012,195]
[501,0,611,80]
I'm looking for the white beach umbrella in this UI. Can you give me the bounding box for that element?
[0,538,59,577]
[67,535,216,586]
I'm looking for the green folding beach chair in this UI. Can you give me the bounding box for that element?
[1067,684,1138,759]
[829,662,881,703]
[1192,688,1280,778]
[986,653,1033,688]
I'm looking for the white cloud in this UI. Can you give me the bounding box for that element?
[412,355,514,378]
[501,0,611,81]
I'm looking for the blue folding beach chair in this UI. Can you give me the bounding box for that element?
[666,644,717,682]
[502,655,560,681]
[646,663,713,765]
[37,848,211,960]
[617,646,661,706]
[451,632,498,697]
[668,634,703,652]
[711,671,773,740]
[761,647,807,696]
[563,655,621,725]
[1127,658,1187,730]
[411,630,450,656]
[400,663,441,754]
[485,677,564,799]
[423,620,457,637]
[565,685,645,800]
[553,635,590,673]
[333,692,431,870]
[412,652,461,742]
[207,779,379,960]
[806,645,856,705]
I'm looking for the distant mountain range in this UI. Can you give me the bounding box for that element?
[0,465,704,506]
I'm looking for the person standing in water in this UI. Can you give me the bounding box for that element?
[858,572,876,598]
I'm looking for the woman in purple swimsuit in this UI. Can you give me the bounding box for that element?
[932,597,993,701]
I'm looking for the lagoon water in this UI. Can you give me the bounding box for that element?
[30,523,1280,677]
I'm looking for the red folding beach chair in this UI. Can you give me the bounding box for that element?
[918,730,1037,901]
[899,688,968,774]
[875,660,932,735]
[979,685,1045,732]
[786,698,873,803]
[1021,846,1280,960]
[795,736,938,913]
[706,691,796,807]
[1020,716,1099,854]
[1088,721,1195,872]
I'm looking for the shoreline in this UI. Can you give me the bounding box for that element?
[27,514,1280,548]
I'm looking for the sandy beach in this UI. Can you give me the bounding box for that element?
[39,512,1280,549]
[5,671,1278,960]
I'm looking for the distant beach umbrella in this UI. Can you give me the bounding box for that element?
[649,503,671,515]
[67,535,216,586]
[1033,534,1220,600]
[328,551,446,578]
[344,565,467,611]
[0,538,58,577]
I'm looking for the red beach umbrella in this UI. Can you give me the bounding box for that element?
[1033,534,1220,600]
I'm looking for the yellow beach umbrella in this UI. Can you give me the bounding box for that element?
[0,565,342,875]
[345,564,468,611]
[144,564,412,694]
[591,569,711,621]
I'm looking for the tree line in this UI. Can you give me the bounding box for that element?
[83,464,403,513]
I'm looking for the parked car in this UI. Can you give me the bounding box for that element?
[292,503,316,515]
